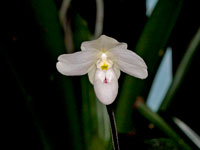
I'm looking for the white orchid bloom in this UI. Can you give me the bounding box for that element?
[56,35,148,105]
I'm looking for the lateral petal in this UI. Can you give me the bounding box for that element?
[109,47,148,79]
[56,50,99,76]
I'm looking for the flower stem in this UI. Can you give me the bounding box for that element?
[106,105,120,150]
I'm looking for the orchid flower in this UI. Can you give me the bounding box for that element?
[56,35,148,105]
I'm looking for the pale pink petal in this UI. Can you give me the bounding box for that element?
[94,69,118,105]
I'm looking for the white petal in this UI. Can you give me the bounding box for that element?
[109,47,148,79]
[81,35,120,51]
[56,50,99,76]
[108,43,128,51]
[94,69,118,105]
[88,64,96,84]
[113,64,121,79]
[95,69,106,82]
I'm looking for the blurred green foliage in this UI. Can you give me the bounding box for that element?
[160,27,200,112]
[115,0,184,133]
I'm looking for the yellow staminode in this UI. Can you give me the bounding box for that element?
[101,61,109,70]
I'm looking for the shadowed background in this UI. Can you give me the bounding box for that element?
[1,0,200,149]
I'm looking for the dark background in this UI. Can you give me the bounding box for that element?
[1,0,200,149]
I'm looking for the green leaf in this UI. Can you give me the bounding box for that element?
[136,100,191,150]
[71,14,111,149]
[115,0,184,133]
[160,27,200,111]
[30,0,84,149]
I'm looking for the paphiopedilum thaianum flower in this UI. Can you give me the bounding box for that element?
[56,35,148,105]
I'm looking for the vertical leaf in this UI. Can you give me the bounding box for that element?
[160,27,200,111]
[29,0,84,149]
[136,100,191,150]
[72,13,111,149]
[116,0,184,132]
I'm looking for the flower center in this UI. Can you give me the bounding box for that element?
[100,61,109,70]
[96,53,113,71]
